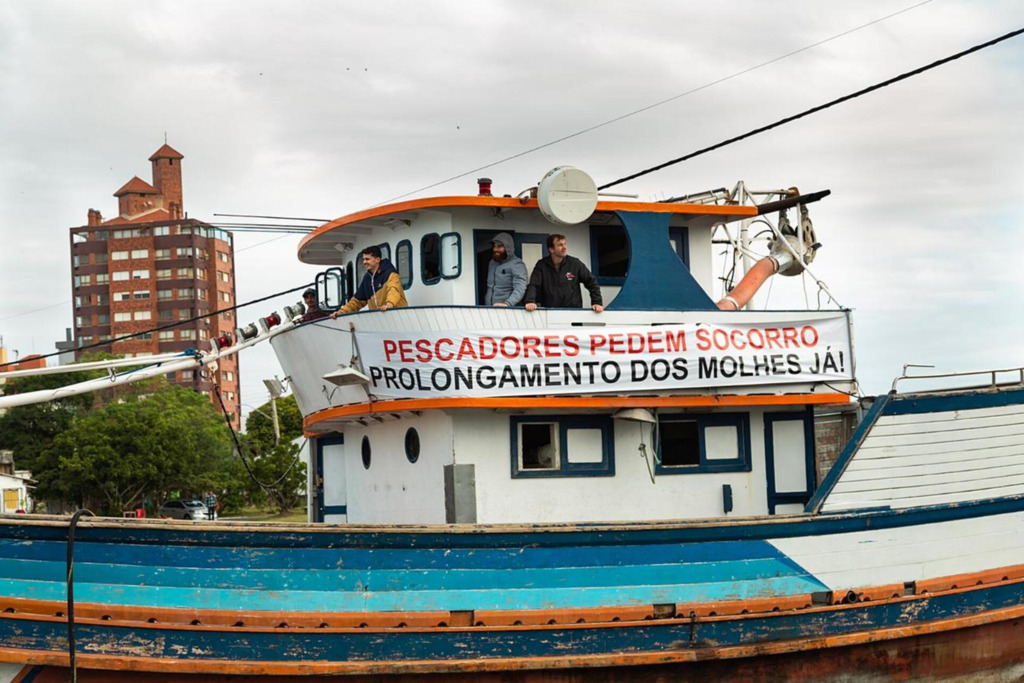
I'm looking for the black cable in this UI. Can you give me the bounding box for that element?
[0,282,312,370]
[213,385,302,490]
[66,508,95,683]
[371,0,936,206]
[598,27,1024,191]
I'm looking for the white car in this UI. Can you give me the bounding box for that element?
[159,499,210,520]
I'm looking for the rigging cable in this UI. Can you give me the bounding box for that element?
[373,0,936,206]
[213,385,304,490]
[598,26,1024,191]
[0,283,312,371]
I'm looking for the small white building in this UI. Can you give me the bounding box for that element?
[0,451,32,513]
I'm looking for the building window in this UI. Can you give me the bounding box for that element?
[180,329,196,340]
[93,230,108,240]
[177,247,193,258]
[112,271,130,281]
[177,288,194,298]
[74,274,91,287]
[137,332,153,341]
[156,269,171,280]
[157,290,173,300]
[97,313,109,325]
[218,251,229,263]
[511,416,614,478]
[113,312,131,322]
[131,249,148,259]
[196,268,207,279]
[158,331,174,341]
[133,291,150,300]
[111,251,129,260]
[218,271,230,282]
[95,293,108,305]
[75,315,84,327]
[133,311,152,321]
[178,308,193,320]
[222,371,234,381]
[155,248,171,259]
[177,268,194,278]
[656,413,751,474]
[96,273,109,285]
[153,226,170,236]
[181,370,194,380]
[396,240,413,289]
[589,224,629,286]
[95,253,108,264]
[197,288,207,300]
[220,291,230,302]
[132,269,149,280]
[158,310,173,321]
[114,291,131,302]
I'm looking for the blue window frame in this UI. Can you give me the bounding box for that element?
[590,224,690,286]
[511,415,615,478]
[421,232,462,285]
[396,239,413,290]
[656,413,751,474]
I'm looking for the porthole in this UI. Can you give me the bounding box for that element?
[361,436,371,469]
[405,428,420,463]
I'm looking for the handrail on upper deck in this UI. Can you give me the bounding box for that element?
[890,364,1024,393]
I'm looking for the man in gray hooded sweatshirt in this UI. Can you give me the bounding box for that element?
[485,232,528,306]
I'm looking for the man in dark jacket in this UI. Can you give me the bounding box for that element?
[330,246,408,317]
[524,234,603,313]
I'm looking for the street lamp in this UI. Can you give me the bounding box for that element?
[261,377,287,446]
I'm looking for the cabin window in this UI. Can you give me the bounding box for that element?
[376,242,391,264]
[421,232,462,285]
[590,224,629,286]
[405,427,420,463]
[345,261,355,301]
[316,267,345,310]
[361,436,371,470]
[396,240,413,290]
[656,413,750,474]
[511,416,614,478]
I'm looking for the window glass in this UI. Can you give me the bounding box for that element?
[133,311,151,321]
[114,291,131,302]
[396,240,413,289]
[659,420,700,467]
[111,251,129,260]
[96,273,109,284]
[590,225,629,284]
[132,269,149,279]
[112,271,129,281]
[440,233,461,279]
[405,428,420,463]
[421,234,441,285]
[361,436,371,469]
[520,423,558,470]
[377,243,391,263]
[131,249,148,259]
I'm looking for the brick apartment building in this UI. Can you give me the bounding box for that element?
[69,144,240,428]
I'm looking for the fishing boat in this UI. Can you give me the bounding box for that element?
[0,169,1022,681]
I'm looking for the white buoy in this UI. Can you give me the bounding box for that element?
[537,166,598,225]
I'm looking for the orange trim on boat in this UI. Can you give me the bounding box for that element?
[1,600,1021,676]
[300,195,758,253]
[304,393,851,432]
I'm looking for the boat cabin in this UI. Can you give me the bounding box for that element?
[270,176,855,526]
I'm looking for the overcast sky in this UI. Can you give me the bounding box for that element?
[1,0,1022,413]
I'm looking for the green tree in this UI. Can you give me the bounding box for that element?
[242,395,306,513]
[39,383,235,515]
[0,360,108,473]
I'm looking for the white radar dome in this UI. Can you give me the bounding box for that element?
[537,166,598,225]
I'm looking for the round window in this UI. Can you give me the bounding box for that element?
[405,428,420,463]
[361,435,371,470]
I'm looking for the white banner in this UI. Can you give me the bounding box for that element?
[356,315,852,399]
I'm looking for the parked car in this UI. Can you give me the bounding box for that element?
[159,499,210,520]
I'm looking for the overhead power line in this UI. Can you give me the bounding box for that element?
[598,26,1024,190]
[372,0,935,206]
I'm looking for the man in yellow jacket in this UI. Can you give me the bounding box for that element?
[330,246,408,317]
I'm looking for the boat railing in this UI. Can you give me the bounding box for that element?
[890,364,1024,394]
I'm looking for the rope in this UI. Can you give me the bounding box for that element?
[66,508,95,682]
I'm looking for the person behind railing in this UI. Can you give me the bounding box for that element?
[301,288,331,321]
[524,234,603,313]
[485,232,527,307]
[330,246,408,317]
